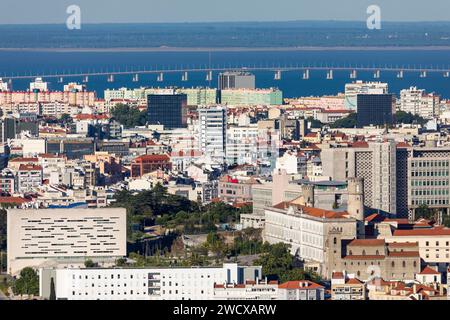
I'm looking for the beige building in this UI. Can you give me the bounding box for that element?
[263,202,357,277]
[329,239,421,282]
[384,227,450,270]
[331,272,366,300]
[7,208,127,275]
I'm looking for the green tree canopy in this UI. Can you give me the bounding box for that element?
[13,267,39,296]
[307,117,324,129]
[254,242,321,282]
[111,103,147,128]
[395,111,427,126]
[330,113,357,128]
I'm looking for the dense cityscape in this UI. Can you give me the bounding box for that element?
[0,67,449,301]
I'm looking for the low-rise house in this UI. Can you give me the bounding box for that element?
[277,280,324,300]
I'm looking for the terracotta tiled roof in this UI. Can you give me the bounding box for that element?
[0,196,31,204]
[348,239,385,247]
[387,242,418,248]
[134,154,170,162]
[278,280,323,290]
[418,266,440,275]
[393,227,450,236]
[9,157,38,163]
[343,255,385,260]
[350,141,369,148]
[346,278,363,285]
[272,202,348,219]
[331,272,344,279]
[19,164,42,171]
[396,142,412,148]
[388,251,420,257]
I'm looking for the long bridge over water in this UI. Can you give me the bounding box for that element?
[3,63,450,83]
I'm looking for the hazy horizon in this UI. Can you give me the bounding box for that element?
[1,0,450,24]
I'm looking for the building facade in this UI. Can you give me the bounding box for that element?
[7,208,127,275]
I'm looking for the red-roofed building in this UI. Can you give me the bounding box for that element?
[278,280,324,300]
[386,226,450,265]
[416,266,442,284]
[17,164,42,193]
[130,154,172,178]
[331,271,366,300]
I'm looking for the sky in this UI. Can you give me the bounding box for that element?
[1,0,450,24]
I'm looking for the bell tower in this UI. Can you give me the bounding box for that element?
[347,177,365,238]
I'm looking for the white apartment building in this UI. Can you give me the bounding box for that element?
[197,106,227,164]
[30,77,48,92]
[7,208,127,275]
[17,164,43,193]
[399,87,440,119]
[263,203,357,275]
[226,124,259,165]
[213,280,278,300]
[0,78,9,91]
[39,264,262,300]
[344,81,388,110]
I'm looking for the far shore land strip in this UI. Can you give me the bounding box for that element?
[1,46,450,53]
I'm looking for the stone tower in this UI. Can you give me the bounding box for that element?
[347,177,365,238]
[301,184,315,207]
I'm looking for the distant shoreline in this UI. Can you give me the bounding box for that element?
[1,46,450,53]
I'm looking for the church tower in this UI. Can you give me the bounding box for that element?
[347,177,365,238]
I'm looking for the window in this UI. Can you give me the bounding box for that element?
[391,261,395,267]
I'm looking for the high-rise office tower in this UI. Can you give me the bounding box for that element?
[147,94,188,129]
[198,106,227,164]
[321,140,397,215]
[356,94,394,128]
[218,71,255,90]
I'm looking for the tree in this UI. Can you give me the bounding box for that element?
[253,242,320,282]
[59,113,73,125]
[115,258,127,267]
[395,111,427,126]
[13,267,39,296]
[49,277,56,300]
[84,259,97,268]
[307,117,323,129]
[330,113,357,128]
[111,103,147,128]
[415,204,437,221]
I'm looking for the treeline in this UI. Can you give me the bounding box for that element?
[308,111,427,130]
[111,184,251,240]
[111,103,147,128]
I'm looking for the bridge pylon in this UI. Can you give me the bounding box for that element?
[302,70,309,80]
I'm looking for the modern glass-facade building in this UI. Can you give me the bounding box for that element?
[356,94,394,128]
[147,94,188,129]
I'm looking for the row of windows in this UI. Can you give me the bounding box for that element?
[412,161,449,167]
[412,199,449,205]
[411,180,449,186]
[412,189,449,196]
[411,171,449,177]
[425,241,449,246]
[72,290,145,296]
